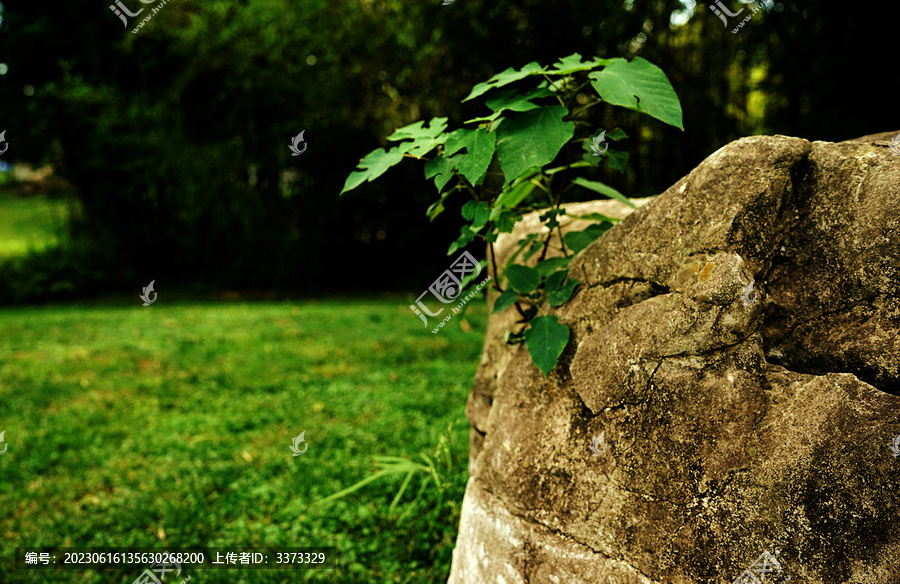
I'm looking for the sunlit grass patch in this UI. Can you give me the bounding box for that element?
[0,298,488,584]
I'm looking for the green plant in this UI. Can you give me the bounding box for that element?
[311,420,460,525]
[341,53,683,376]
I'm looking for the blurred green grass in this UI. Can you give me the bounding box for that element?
[0,191,70,259]
[0,298,490,583]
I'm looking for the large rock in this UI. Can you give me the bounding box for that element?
[449,134,900,584]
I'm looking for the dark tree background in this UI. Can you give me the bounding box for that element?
[0,0,893,303]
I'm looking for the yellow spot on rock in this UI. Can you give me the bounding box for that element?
[698,262,714,281]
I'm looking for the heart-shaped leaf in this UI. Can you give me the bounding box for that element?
[525,315,570,376]
[506,264,541,294]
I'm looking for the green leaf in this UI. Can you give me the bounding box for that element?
[424,154,462,192]
[496,106,575,187]
[462,201,490,228]
[464,111,504,125]
[494,170,540,208]
[604,149,629,172]
[545,53,610,75]
[463,62,548,102]
[505,233,540,267]
[492,208,521,233]
[588,57,683,130]
[568,212,620,224]
[548,279,579,306]
[544,269,569,291]
[545,269,579,307]
[388,118,449,142]
[521,237,544,261]
[492,289,519,314]
[572,177,636,208]
[484,87,555,115]
[506,264,541,294]
[535,257,572,276]
[448,225,477,255]
[445,128,497,186]
[564,223,612,253]
[341,147,404,194]
[606,128,628,141]
[387,118,450,158]
[426,190,454,221]
[539,208,564,230]
[473,203,491,228]
[525,315,570,377]
[461,200,478,220]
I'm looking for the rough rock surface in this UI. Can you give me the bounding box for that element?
[448,134,900,584]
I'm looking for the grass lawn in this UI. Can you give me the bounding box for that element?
[0,190,71,260]
[0,298,490,583]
